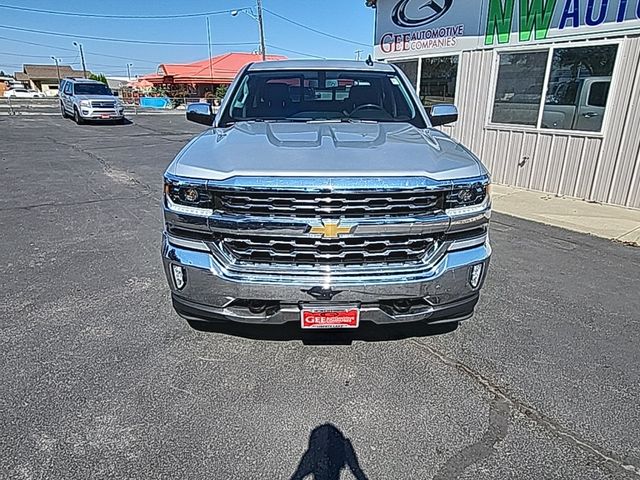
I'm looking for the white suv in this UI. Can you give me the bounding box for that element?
[3,88,45,98]
[59,78,125,124]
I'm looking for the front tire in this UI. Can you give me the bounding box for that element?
[73,107,84,124]
[60,102,68,118]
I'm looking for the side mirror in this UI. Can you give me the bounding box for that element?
[186,102,214,126]
[429,104,458,127]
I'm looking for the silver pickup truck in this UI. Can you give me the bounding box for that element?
[162,60,491,331]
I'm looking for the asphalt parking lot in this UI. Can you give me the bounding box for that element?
[1,114,639,479]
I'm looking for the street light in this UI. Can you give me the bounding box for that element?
[51,56,61,85]
[127,63,133,80]
[72,41,87,78]
[230,0,266,61]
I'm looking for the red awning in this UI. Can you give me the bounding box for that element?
[155,52,286,84]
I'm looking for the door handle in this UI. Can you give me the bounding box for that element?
[583,112,599,118]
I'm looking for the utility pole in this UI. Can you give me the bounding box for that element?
[73,42,87,78]
[51,56,61,84]
[126,63,133,80]
[256,0,266,60]
[355,50,363,61]
[206,17,214,82]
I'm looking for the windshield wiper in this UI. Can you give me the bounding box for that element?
[306,118,379,124]
[230,118,314,124]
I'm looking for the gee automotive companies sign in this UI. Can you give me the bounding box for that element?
[375,0,640,58]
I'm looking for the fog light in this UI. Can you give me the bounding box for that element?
[458,188,477,203]
[469,264,483,289]
[172,265,185,290]
[184,188,199,203]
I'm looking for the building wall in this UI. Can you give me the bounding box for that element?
[41,83,59,96]
[437,36,640,209]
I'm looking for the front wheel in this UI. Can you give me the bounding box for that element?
[60,102,68,118]
[73,107,84,124]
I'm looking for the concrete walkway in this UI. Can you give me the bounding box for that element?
[492,184,640,245]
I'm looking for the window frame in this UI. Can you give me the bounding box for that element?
[485,38,623,137]
[418,52,462,108]
[418,53,461,109]
[390,52,462,106]
[390,59,420,92]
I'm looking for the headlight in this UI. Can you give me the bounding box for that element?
[164,178,213,217]
[115,99,124,108]
[80,100,91,107]
[445,182,490,216]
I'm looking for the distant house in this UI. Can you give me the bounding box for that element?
[14,64,88,96]
[105,77,130,95]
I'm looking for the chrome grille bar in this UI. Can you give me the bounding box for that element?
[91,101,116,108]
[220,234,436,266]
[217,190,443,218]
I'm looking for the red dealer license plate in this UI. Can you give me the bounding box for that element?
[301,305,360,329]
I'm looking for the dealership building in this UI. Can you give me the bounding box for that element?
[372,0,640,208]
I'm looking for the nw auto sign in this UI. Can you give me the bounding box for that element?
[375,0,640,58]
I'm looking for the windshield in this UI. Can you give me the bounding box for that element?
[220,69,425,127]
[74,83,113,96]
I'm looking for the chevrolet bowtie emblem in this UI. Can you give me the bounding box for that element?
[310,220,354,238]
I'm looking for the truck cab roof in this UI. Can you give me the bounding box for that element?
[247,59,395,73]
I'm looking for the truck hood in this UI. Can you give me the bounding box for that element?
[170,122,484,181]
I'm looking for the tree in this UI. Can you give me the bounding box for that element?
[89,73,108,85]
[215,84,228,100]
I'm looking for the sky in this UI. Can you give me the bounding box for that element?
[0,0,375,78]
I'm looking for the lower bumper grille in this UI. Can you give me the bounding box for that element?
[220,234,436,266]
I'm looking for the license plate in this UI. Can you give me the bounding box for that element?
[301,305,360,329]
[100,114,110,119]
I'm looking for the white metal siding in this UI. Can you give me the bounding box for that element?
[440,36,640,209]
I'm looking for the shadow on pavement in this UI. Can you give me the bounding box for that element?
[187,319,458,344]
[290,424,368,480]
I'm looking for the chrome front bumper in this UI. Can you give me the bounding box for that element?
[162,232,491,325]
[79,108,124,119]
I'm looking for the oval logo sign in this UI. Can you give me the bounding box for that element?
[391,0,454,28]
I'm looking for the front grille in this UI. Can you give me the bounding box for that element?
[220,234,435,266]
[216,190,444,218]
[91,101,115,108]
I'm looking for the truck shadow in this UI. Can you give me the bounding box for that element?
[187,319,458,344]
[290,423,368,480]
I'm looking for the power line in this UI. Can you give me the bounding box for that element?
[0,35,161,64]
[0,51,58,59]
[0,30,322,63]
[0,34,75,52]
[266,45,326,59]
[264,8,371,48]
[0,24,256,47]
[0,3,252,19]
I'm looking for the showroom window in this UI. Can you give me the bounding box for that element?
[392,60,418,89]
[542,45,617,132]
[491,44,618,132]
[491,51,548,126]
[419,55,458,107]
